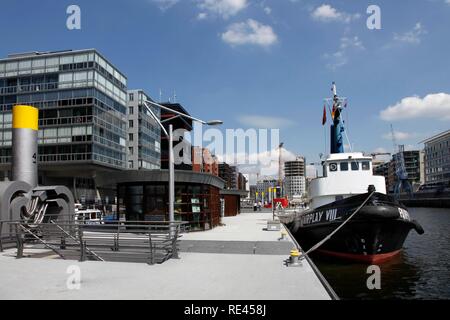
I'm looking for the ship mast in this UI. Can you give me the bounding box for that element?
[329,82,345,154]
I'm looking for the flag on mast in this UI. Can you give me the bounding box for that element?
[322,105,327,125]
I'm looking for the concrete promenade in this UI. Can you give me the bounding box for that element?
[0,210,332,300]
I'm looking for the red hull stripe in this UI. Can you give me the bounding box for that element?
[317,249,402,264]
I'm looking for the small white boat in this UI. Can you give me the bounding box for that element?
[74,203,103,225]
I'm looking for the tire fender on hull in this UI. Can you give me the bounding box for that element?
[358,205,400,219]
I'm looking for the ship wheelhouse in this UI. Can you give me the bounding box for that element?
[309,152,387,209]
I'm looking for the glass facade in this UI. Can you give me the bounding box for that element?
[0,50,127,169]
[117,182,221,231]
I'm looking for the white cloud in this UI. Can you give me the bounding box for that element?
[373,147,388,154]
[149,0,179,11]
[311,4,361,23]
[221,19,278,47]
[382,131,414,141]
[393,23,427,44]
[197,12,208,20]
[340,36,364,50]
[264,6,272,15]
[217,147,297,178]
[197,0,248,19]
[324,36,364,69]
[237,115,293,128]
[380,93,450,121]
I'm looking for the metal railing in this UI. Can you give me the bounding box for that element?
[2,215,187,265]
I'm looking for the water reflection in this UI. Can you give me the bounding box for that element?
[313,208,450,300]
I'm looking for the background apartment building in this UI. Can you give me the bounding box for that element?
[127,89,161,170]
[256,179,277,203]
[192,147,219,176]
[373,148,424,192]
[284,156,306,200]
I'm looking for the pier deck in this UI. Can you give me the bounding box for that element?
[0,210,332,300]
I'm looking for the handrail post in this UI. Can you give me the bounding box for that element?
[171,223,180,260]
[60,236,66,250]
[0,221,4,252]
[116,222,121,251]
[78,226,85,262]
[15,224,24,259]
[148,225,154,265]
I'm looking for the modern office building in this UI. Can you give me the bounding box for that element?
[0,49,128,203]
[284,156,306,200]
[423,130,450,186]
[127,89,161,170]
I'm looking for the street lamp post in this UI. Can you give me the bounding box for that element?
[142,100,222,234]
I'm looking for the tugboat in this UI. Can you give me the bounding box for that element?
[285,83,424,264]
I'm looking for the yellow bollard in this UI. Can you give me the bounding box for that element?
[287,248,302,267]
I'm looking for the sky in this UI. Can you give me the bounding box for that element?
[1,0,450,179]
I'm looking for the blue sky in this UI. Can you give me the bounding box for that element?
[1,0,450,175]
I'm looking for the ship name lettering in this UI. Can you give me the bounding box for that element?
[326,209,338,221]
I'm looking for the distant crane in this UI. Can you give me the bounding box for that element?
[390,125,413,198]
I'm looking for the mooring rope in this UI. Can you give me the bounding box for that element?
[302,191,376,257]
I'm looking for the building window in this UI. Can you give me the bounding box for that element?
[129,93,134,101]
[128,161,134,169]
[129,133,134,141]
[129,120,134,128]
[129,106,134,115]
[129,147,134,155]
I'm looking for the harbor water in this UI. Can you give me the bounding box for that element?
[313,207,450,300]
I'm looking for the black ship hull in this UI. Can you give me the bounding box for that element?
[286,192,424,264]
